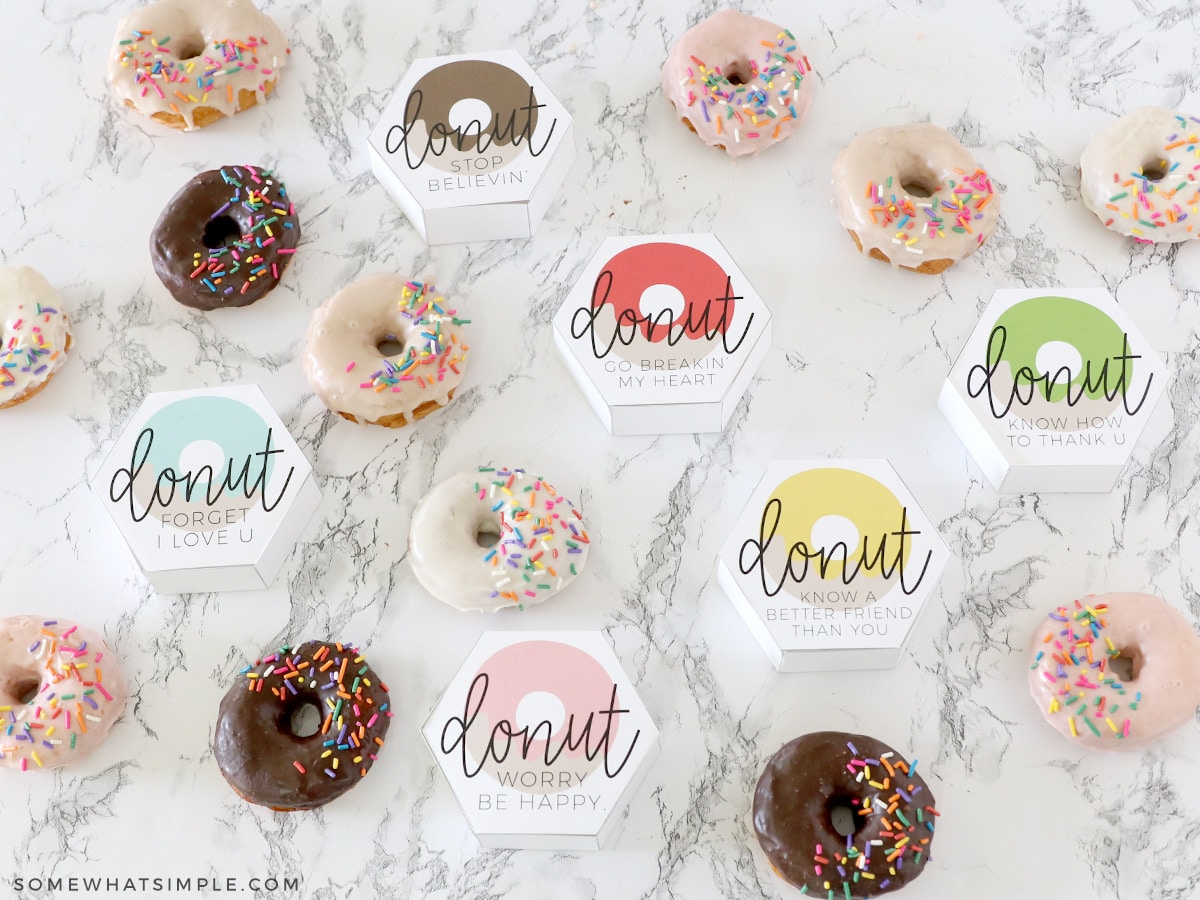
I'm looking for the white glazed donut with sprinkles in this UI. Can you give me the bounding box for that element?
[1080,107,1200,242]
[0,616,128,771]
[408,466,591,613]
[1,267,73,410]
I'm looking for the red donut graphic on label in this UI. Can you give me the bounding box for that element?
[463,640,621,795]
[593,242,737,344]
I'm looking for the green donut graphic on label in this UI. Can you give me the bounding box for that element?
[968,295,1147,429]
[122,396,286,534]
[739,467,932,607]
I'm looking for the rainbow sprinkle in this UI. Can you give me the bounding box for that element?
[1,303,64,395]
[807,743,936,896]
[0,620,118,770]
[676,30,812,145]
[358,282,470,393]
[1100,115,1200,241]
[475,467,590,608]
[239,641,390,783]
[1031,599,1138,741]
[863,169,995,255]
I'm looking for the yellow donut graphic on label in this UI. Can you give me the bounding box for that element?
[739,467,931,606]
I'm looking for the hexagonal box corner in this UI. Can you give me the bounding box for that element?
[422,631,660,850]
[552,233,773,435]
[89,384,322,594]
[367,50,576,245]
[938,287,1169,493]
[717,460,951,672]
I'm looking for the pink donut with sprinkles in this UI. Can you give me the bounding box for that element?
[0,616,128,771]
[1028,592,1200,750]
[661,9,815,157]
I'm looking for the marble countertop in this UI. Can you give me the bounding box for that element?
[4,0,1200,898]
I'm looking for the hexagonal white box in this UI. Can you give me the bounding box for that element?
[552,234,772,434]
[90,384,322,594]
[717,460,951,672]
[367,50,575,244]
[938,288,1168,493]
[423,631,659,850]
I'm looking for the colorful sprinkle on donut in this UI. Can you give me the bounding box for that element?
[863,168,996,255]
[475,466,590,608]
[358,281,471,394]
[0,619,125,771]
[1030,599,1138,742]
[1,304,63,393]
[1099,116,1200,241]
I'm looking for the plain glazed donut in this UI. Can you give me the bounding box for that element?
[661,9,814,158]
[0,616,128,770]
[753,732,937,898]
[1,267,73,410]
[106,0,289,131]
[832,124,999,274]
[1028,592,1200,750]
[408,466,591,612]
[214,640,392,810]
[303,274,470,427]
[150,164,301,310]
[1080,107,1200,242]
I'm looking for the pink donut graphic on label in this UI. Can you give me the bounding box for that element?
[462,640,621,795]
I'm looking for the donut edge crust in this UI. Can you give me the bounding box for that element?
[0,332,72,410]
[848,230,955,275]
[123,80,276,130]
[334,390,455,428]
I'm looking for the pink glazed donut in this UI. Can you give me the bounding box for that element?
[0,616,128,770]
[1028,593,1200,750]
[661,9,815,157]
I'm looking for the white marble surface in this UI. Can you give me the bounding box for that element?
[3,0,1200,898]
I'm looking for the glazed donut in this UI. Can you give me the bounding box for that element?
[753,732,937,898]
[303,274,470,427]
[1,267,73,410]
[1080,107,1200,242]
[409,466,590,613]
[107,0,289,132]
[214,640,392,810]
[661,9,814,158]
[150,164,301,311]
[0,616,128,770]
[832,124,999,274]
[1028,592,1200,750]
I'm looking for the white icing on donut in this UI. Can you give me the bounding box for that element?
[106,0,288,131]
[661,9,814,158]
[831,124,999,269]
[1079,107,1200,243]
[303,273,470,426]
[1028,592,1200,751]
[0,267,72,407]
[0,616,128,770]
[408,467,591,613]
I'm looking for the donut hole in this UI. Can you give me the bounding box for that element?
[826,795,861,837]
[282,696,324,740]
[901,179,937,198]
[202,215,243,250]
[723,61,751,86]
[8,676,41,706]
[475,521,502,548]
[1108,648,1141,683]
[172,34,208,62]
[376,335,407,358]
[1140,160,1169,182]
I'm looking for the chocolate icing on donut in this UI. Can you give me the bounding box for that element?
[214,640,391,811]
[753,731,936,897]
[150,164,300,311]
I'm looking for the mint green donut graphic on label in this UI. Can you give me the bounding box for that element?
[990,296,1129,402]
[130,396,281,533]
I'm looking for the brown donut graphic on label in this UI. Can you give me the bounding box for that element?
[397,60,542,175]
[573,242,755,366]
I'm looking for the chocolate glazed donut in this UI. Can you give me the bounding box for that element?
[753,732,937,898]
[214,640,391,811]
[150,164,300,311]
[409,59,539,153]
